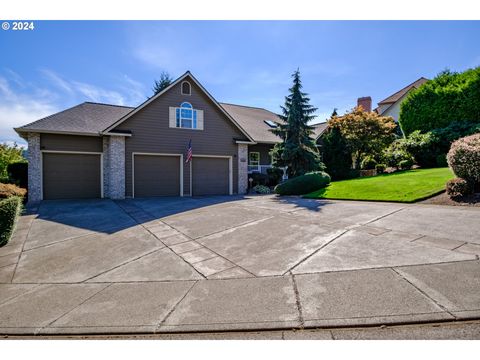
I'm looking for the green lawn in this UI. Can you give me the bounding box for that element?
[304,168,454,203]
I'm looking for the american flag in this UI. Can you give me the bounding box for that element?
[185,139,193,163]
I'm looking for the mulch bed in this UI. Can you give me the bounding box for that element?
[421,191,480,207]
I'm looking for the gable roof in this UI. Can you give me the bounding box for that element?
[104,71,255,142]
[15,102,134,136]
[312,122,328,139]
[219,103,282,144]
[378,77,429,105]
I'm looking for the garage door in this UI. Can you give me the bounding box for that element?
[43,152,102,200]
[134,155,181,197]
[192,157,230,196]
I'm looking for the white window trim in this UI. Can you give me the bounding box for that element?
[40,150,104,200]
[189,155,233,196]
[131,152,184,198]
[181,81,191,96]
[176,102,199,130]
[248,151,260,172]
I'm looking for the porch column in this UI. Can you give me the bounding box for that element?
[27,132,42,203]
[105,135,125,199]
[237,143,248,194]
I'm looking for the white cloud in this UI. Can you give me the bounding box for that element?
[0,69,148,145]
[0,76,58,145]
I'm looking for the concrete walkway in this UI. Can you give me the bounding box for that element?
[0,196,479,335]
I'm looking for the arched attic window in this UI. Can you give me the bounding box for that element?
[175,102,197,128]
[181,81,191,95]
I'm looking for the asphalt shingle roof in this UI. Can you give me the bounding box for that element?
[16,102,134,136]
[16,100,326,143]
[312,122,328,139]
[219,103,283,143]
[378,77,429,105]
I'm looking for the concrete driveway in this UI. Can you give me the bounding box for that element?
[1,195,479,335]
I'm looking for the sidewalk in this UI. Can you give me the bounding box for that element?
[0,259,479,335]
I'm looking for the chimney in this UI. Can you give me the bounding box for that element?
[357,96,372,112]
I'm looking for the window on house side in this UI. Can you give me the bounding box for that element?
[181,81,191,95]
[176,102,197,129]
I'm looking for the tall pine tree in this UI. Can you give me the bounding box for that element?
[270,69,324,177]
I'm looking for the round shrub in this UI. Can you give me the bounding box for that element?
[360,156,377,170]
[446,178,472,198]
[447,133,480,183]
[375,164,386,173]
[274,171,331,196]
[398,159,414,170]
[252,185,270,194]
[0,196,22,247]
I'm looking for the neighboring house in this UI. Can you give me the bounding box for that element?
[15,71,292,202]
[353,78,429,123]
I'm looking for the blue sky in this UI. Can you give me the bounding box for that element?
[1,20,479,145]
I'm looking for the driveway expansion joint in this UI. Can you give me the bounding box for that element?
[391,267,457,319]
[290,273,305,328]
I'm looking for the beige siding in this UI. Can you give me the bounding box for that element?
[40,134,103,152]
[114,76,247,197]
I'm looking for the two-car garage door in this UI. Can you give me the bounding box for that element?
[133,154,231,197]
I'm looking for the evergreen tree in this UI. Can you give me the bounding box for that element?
[331,108,338,117]
[152,72,173,95]
[321,126,352,180]
[270,69,324,177]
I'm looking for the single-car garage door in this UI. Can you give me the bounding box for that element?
[43,152,102,200]
[192,157,231,196]
[133,154,181,197]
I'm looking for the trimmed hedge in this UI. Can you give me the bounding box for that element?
[400,67,480,135]
[274,171,331,195]
[446,178,472,198]
[447,133,480,183]
[0,196,22,247]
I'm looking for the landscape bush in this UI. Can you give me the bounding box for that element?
[0,183,27,199]
[274,171,331,196]
[400,67,480,135]
[382,141,414,168]
[252,185,271,194]
[375,164,386,174]
[249,173,268,187]
[398,159,414,170]
[446,178,472,198]
[0,196,22,247]
[447,133,480,184]
[7,162,27,188]
[321,126,353,180]
[436,154,448,167]
[266,167,283,186]
[360,155,377,170]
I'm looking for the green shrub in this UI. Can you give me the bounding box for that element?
[382,141,414,168]
[401,130,439,167]
[249,173,268,187]
[446,178,473,198]
[7,162,27,188]
[375,164,386,173]
[447,133,480,183]
[0,183,27,199]
[321,126,353,180]
[266,167,283,186]
[274,171,331,196]
[398,159,414,170]
[0,196,22,247]
[432,121,480,154]
[400,67,480,135]
[360,156,377,170]
[436,154,448,167]
[252,185,271,194]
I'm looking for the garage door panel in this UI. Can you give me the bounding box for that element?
[134,155,180,197]
[192,157,230,196]
[43,153,101,200]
